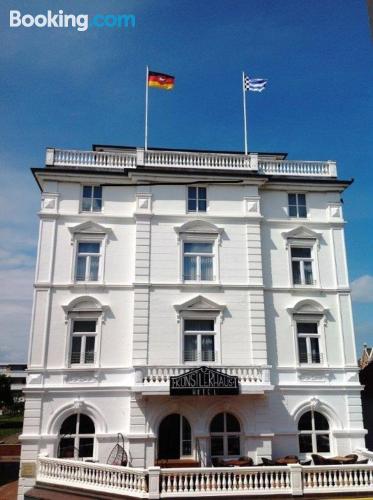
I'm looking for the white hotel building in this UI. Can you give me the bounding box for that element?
[19,146,366,497]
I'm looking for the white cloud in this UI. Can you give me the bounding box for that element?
[351,275,373,303]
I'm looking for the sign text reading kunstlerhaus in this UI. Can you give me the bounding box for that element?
[170,366,239,396]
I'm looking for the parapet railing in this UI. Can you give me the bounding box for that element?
[45,148,337,177]
[36,457,373,498]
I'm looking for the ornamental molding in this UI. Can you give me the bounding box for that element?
[68,221,113,237]
[174,220,224,243]
[173,294,226,322]
[282,225,321,248]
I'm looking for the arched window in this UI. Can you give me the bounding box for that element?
[210,412,241,458]
[158,414,191,459]
[58,413,95,459]
[298,410,330,454]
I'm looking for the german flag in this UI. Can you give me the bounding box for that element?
[148,71,175,90]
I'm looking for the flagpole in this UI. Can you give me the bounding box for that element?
[242,71,248,155]
[144,66,149,151]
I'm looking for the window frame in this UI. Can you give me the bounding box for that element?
[182,240,215,282]
[66,312,102,368]
[72,235,106,284]
[290,245,315,286]
[287,240,319,288]
[292,315,327,368]
[298,410,330,455]
[70,319,98,367]
[210,412,241,459]
[58,413,96,460]
[296,321,322,365]
[81,185,103,213]
[187,186,207,213]
[182,318,216,364]
[288,193,307,219]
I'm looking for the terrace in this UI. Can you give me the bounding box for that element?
[45,147,338,177]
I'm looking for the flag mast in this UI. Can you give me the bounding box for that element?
[144,66,149,151]
[242,71,248,155]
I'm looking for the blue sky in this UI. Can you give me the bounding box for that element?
[0,0,372,361]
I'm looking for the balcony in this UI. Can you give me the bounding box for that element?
[45,148,338,177]
[133,365,272,395]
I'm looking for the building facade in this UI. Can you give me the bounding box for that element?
[18,146,366,497]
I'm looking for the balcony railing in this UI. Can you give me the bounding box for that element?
[45,148,337,177]
[36,456,373,498]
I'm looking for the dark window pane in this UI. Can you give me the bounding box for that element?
[298,412,312,431]
[289,205,298,217]
[188,187,197,198]
[60,414,77,435]
[82,198,92,211]
[93,198,102,212]
[310,338,320,363]
[79,437,94,457]
[79,414,95,434]
[184,335,197,362]
[316,434,330,452]
[198,199,207,212]
[93,186,102,198]
[297,323,318,334]
[83,186,92,198]
[182,417,191,440]
[210,413,224,432]
[297,194,306,205]
[198,187,206,200]
[76,256,86,281]
[58,438,75,458]
[184,242,212,253]
[188,198,197,212]
[299,434,313,453]
[73,321,96,333]
[78,242,100,253]
[211,436,224,456]
[292,261,301,284]
[288,194,297,205]
[184,320,214,331]
[183,256,197,280]
[291,248,311,258]
[89,256,99,281]
[304,261,313,284]
[85,337,95,364]
[227,436,240,456]
[226,413,240,432]
[71,337,82,364]
[298,205,307,218]
[298,338,308,363]
[201,335,215,361]
[314,412,329,431]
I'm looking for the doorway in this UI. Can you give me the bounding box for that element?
[158,413,191,459]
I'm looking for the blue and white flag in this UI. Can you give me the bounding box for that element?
[244,76,268,92]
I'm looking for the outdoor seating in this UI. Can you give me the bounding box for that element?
[311,453,358,465]
[261,457,277,466]
[275,455,299,465]
[220,457,254,467]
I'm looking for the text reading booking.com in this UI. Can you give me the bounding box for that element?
[10,10,136,31]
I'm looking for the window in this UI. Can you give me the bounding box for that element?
[298,410,330,454]
[288,193,307,218]
[297,322,321,364]
[210,412,241,458]
[82,186,102,212]
[58,413,95,459]
[158,414,192,459]
[183,319,215,362]
[70,320,96,365]
[183,242,214,281]
[291,247,314,285]
[188,187,206,212]
[75,242,101,281]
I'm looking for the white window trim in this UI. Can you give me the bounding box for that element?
[179,235,220,284]
[71,234,107,285]
[292,315,327,368]
[178,311,221,365]
[287,239,320,288]
[288,192,307,219]
[186,185,208,214]
[65,312,102,369]
[80,184,103,214]
[182,317,217,364]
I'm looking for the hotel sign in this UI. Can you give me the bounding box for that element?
[170,366,239,396]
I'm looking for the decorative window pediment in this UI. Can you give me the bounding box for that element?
[287,299,328,317]
[175,220,223,239]
[68,221,112,237]
[174,295,225,322]
[282,225,321,242]
[62,296,111,321]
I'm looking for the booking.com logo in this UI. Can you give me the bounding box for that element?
[9,10,136,31]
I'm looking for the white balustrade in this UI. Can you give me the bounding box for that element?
[258,160,335,177]
[50,149,137,169]
[137,366,267,385]
[159,466,292,497]
[144,150,252,170]
[37,457,148,497]
[303,465,373,493]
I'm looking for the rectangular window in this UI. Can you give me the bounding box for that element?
[76,242,101,282]
[188,187,207,212]
[183,319,215,363]
[297,322,321,364]
[82,186,102,212]
[183,242,213,281]
[288,193,307,218]
[291,247,313,285]
[70,320,96,365]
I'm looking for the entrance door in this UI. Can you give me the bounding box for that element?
[158,414,181,459]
